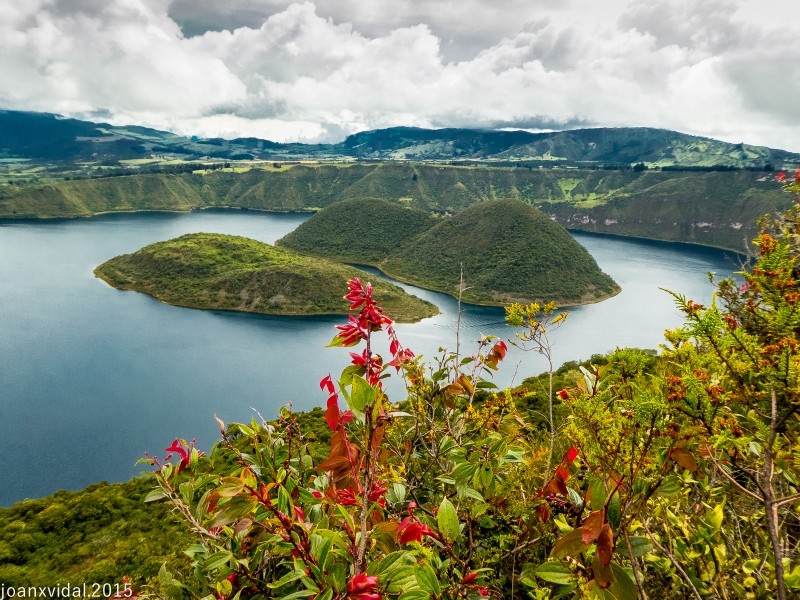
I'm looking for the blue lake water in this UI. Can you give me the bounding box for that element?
[0,209,743,505]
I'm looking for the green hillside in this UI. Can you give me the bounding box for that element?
[281,198,619,306]
[381,199,620,305]
[94,234,438,323]
[277,197,439,263]
[0,477,190,587]
[1,164,790,251]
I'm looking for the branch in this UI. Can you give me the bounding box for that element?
[643,520,702,600]
[706,452,764,503]
[775,492,800,508]
[623,528,648,600]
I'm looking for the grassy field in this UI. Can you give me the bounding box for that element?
[281,198,620,306]
[95,233,438,323]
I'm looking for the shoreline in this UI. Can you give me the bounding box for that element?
[92,264,439,324]
[0,203,754,256]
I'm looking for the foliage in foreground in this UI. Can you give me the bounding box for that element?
[137,170,800,600]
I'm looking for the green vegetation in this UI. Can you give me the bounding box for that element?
[94,233,437,323]
[383,199,620,305]
[282,198,619,306]
[1,164,789,251]
[0,477,191,587]
[277,198,438,263]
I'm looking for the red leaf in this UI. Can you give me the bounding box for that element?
[544,471,568,496]
[565,446,579,467]
[556,464,570,483]
[398,521,424,544]
[317,456,352,472]
[582,510,605,545]
[670,448,698,472]
[325,395,340,431]
[535,503,550,522]
[320,374,335,394]
[596,523,613,567]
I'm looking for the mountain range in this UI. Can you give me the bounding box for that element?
[2,110,799,169]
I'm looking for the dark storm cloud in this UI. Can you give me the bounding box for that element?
[167,0,567,63]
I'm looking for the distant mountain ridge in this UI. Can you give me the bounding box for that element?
[2,110,799,169]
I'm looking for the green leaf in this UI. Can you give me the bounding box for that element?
[275,591,316,600]
[415,564,441,596]
[551,528,589,559]
[179,481,194,506]
[277,485,292,515]
[624,536,653,558]
[657,476,681,498]
[349,376,376,412]
[476,381,498,389]
[209,497,258,528]
[437,497,460,542]
[607,494,621,530]
[387,482,407,504]
[567,487,584,508]
[314,590,333,600]
[315,535,334,570]
[144,489,168,502]
[204,551,233,572]
[461,487,484,502]
[608,563,638,600]
[398,592,430,600]
[588,479,606,511]
[535,561,575,585]
[267,570,307,589]
[706,503,724,533]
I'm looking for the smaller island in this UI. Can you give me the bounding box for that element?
[94,233,438,323]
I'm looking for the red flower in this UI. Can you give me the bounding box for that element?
[164,438,203,474]
[557,389,569,400]
[777,172,787,182]
[478,587,489,597]
[311,491,323,499]
[462,573,478,584]
[398,516,439,544]
[347,573,380,599]
[337,488,360,507]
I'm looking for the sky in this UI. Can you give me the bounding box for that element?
[1,0,799,148]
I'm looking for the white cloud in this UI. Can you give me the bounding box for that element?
[1,0,799,149]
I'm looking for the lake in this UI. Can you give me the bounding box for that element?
[0,209,743,505]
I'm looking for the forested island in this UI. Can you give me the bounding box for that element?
[279,198,620,306]
[94,233,438,322]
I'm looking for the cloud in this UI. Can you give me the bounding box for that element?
[0,0,799,149]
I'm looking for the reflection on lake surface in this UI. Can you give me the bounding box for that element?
[0,210,742,505]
